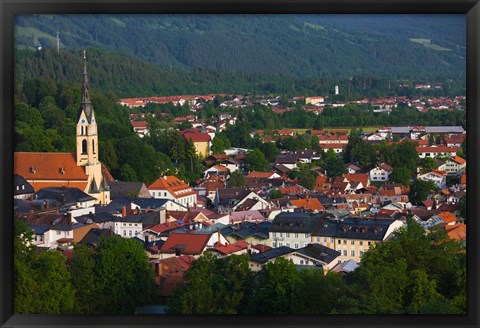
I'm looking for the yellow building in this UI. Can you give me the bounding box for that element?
[311,218,404,262]
[181,132,211,157]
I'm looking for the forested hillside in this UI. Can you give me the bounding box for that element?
[15,48,466,98]
[15,14,465,81]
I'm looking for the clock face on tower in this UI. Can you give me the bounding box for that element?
[92,119,95,123]
[81,119,86,123]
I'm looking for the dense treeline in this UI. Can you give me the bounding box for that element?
[15,48,465,98]
[16,15,465,81]
[167,218,465,314]
[14,220,156,314]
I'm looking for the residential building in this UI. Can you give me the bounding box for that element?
[417,170,447,189]
[269,212,325,249]
[148,176,197,207]
[369,163,394,182]
[311,217,404,262]
[444,156,466,176]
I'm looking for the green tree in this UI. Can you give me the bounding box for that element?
[246,257,304,314]
[14,220,75,314]
[211,133,231,154]
[245,149,269,172]
[118,163,138,182]
[389,166,412,186]
[228,170,246,188]
[94,235,156,314]
[69,244,98,314]
[409,179,437,205]
[269,189,283,199]
[419,157,438,174]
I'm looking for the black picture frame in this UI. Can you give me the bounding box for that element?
[1,1,479,327]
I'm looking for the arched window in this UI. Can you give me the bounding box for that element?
[92,139,96,154]
[81,126,84,135]
[82,139,87,154]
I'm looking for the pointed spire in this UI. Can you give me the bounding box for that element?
[78,49,93,123]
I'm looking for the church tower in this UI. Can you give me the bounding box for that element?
[76,50,98,166]
[76,50,110,204]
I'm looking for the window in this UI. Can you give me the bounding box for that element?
[295,233,299,238]
[279,242,283,247]
[123,230,126,236]
[317,237,321,242]
[360,251,364,257]
[305,233,310,238]
[129,223,132,226]
[273,242,277,248]
[164,192,167,197]
[295,243,299,249]
[368,241,371,246]
[343,250,347,256]
[286,233,290,238]
[351,250,355,256]
[359,241,363,246]
[56,231,61,235]
[324,237,328,242]
[343,240,347,244]
[22,185,25,190]
[272,232,276,237]
[300,260,304,264]
[81,139,87,154]
[351,240,355,245]
[92,139,96,154]
[330,238,334,242]
[129,231,132,237]
[280,233,283,237]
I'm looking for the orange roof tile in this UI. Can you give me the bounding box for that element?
[438,211,456,224]
[290,198,325,211]
[28,181,88,192]
[148,176,196,198]
[460,174,466,185]
[15,152,88,183]
[445,224,466,242]
[450,156,466,164]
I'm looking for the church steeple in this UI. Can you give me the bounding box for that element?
[76,49,98,166]
[79,49,93,123]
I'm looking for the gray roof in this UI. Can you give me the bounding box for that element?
[249,246,294,264]
[34,187,96,206]
[294,244,340,264]
[312,217,397,241]
[390,126,464,134]
[96,197,170,215]
[109,181,150,199]
[216,188,251,206]
[221,221,271,240]
[269,212,326,233]
[14,174,35,195]
[331,259,359,273]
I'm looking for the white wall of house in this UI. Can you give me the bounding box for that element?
[370,167,391,182]
[284,252,339,270]
[270,231,310,249]
[445,160,466,176]
[417,172,447,189]
[42,229,74,248]
[149,189,197,207]
[113,221,143,238]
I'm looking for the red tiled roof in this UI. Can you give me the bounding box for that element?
[131,121,148,128]
[247,171,273,179]
[15,152,88,185]
[460,174,466,185]
[182,132,211,142]
[344,174,369,187]
[161,232,212,255]
[212,240,249,255]
[146,221,184,234]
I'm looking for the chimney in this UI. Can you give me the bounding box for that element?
[217,227,221,244]
[144,234,149,244]
[67,212,72,225]
[122,206,127,218]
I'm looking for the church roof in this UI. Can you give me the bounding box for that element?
[14,152,88,190]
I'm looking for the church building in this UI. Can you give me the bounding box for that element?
[14,51,111,205]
